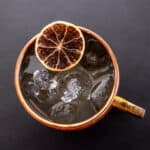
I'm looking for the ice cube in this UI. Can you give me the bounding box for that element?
[23,70,59,104]
[67,78,81,95]
[34,76,59,105]
[61,89,78,103]
[81,38,112,70]
[89,76,114,109]
[33,69,49,90]
[58,66,93,103]
[22,73,47,103]
[61,78,81,103]
[50,101,77,124]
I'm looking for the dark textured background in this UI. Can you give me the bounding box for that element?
[0,0,150,149]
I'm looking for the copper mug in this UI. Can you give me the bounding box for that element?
[14,26,145,131]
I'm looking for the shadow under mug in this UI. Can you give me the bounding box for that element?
[14,26,145,131]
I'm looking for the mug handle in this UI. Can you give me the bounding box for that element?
[112,96,145,118]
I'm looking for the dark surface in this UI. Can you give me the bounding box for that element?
[0,0,149,150]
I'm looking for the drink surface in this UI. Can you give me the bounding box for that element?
[20,31,114,124]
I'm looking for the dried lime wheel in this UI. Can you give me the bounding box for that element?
[35,21,85,71]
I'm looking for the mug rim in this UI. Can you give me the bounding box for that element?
[14,26,120,130]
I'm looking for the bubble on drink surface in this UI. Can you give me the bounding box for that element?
[89,75,114,108]
[58,66,93,103]
[49,101,77,124]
